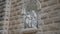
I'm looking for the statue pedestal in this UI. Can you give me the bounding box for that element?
[21,28,38,34]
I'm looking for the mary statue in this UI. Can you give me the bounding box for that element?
[21,0,41,28]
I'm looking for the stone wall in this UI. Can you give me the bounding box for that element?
[37,0,60,34]
[7,0,60,34]
[8,0,23,34]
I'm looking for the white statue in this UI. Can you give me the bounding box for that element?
[25,10,37,28]
[21,0,40,28]
[26,13,32,28]
[31,10,37,28]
